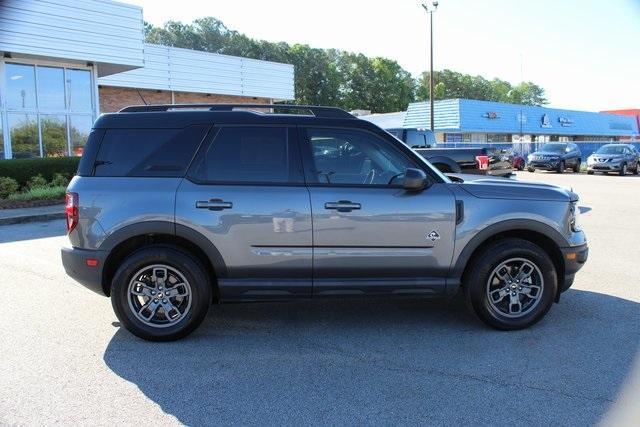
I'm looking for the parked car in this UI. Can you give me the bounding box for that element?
[61,104,588,341]
[586,144,639,175]
[386,128,513,176]
[527,143,582,173]
[414,147,514,177]
[512,154,526,171]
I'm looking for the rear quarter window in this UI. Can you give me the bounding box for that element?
[93,125,209,177]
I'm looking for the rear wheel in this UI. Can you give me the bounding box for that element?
[111,246,212,341]
[464,238,557,330]
[573,160,581,173]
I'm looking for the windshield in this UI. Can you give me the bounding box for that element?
[539,143,567,153]
[595,145,625,155]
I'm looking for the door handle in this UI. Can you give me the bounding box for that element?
[196,199,233,211]
[324,200,361,212]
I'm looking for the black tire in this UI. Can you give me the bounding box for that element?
[111,245,212,341]
[619,163,627,176]
[556,161,565,174]
[527,167,535,173]
[573,160,581,173]
[464,238,557,330]
[633,163,639,175]
[587,170,594,175]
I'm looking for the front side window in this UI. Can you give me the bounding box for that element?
[190,126,302,184]
[305,128,415,186]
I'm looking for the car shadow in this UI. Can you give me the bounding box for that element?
[103,290,639,425]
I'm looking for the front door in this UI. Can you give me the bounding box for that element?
[300,127,456,297]
[175,125,312,300]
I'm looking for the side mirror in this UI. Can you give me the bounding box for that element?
[403,168,430,191]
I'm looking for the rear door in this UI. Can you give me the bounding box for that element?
[175,125,312,300]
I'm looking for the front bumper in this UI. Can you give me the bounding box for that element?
[559,242,589,293]
[528,160,560,170]
[587,161,622,172]
[61,246,108,296]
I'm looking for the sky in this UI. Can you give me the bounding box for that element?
[121,0,640,112]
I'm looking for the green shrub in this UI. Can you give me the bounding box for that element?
[0,177,20,199]
[27,174,49,190]
[51,173,70,188]
[7,186,67,201]
[0,157,80,187]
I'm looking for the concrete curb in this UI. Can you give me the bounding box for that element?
[0,212,66,226]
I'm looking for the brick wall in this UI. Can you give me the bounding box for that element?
[98,86,272,113]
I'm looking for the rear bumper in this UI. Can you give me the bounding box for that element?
[559,243,589,293]
[61,246,107,296]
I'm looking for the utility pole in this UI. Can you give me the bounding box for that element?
[421,1,438,132]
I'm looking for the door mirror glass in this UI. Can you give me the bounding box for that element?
[403,168,429,191]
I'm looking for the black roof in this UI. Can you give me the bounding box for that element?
[93,104,382,132]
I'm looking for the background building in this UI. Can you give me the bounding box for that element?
[363,99,639,156]
[0,0,294,160]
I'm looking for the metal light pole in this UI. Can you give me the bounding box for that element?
[421,1,438,132]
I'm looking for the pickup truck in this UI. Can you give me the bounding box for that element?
[386,128,513,177]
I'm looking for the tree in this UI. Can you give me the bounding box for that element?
[143,18,549,111]
[416,69,548,106]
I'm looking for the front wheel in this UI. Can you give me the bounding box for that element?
[527,167,535,173]
[111,246,212,341]
[619,163,627,176]
[464,238,557,330]
[573,160,581,173]
[557,161,565,174]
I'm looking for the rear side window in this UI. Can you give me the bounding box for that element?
[189,126,303,184]
[93,125,209,177]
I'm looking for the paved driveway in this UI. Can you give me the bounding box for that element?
[0,172,638,425]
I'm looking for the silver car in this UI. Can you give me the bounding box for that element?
[586,144,640,175]
[61,104,588,341]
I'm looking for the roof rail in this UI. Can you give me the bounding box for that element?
[119,103,355,119]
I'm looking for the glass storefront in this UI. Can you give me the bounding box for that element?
[0,61,95,159]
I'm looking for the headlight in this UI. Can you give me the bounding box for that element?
[587,156,595,165]
[570,201,582,232]
[527,154,534,161]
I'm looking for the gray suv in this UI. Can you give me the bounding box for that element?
[61,104,588,341]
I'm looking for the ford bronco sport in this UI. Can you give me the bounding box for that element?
[61,104,588,341]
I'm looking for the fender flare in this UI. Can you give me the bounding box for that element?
[450,219,568,281]
[99,221,228,279]
[425,156,462,173]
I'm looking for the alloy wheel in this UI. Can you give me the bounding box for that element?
[485,258,544,318]
[127,264,192,328]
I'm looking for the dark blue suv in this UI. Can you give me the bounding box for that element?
[527,143,582,173]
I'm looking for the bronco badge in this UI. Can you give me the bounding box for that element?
[427,230,441,242]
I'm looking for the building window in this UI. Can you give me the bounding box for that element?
[0,61,95,159]
[6,64,37,110]
[486,134,511,143]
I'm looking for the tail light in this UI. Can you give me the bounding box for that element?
[65,192,79,233]
[475,155,489,170]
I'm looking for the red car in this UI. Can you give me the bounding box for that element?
[512,155,526,171]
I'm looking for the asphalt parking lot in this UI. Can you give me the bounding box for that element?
[0,171,638,426]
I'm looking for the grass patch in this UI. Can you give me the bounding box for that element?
[7,186,66,201]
